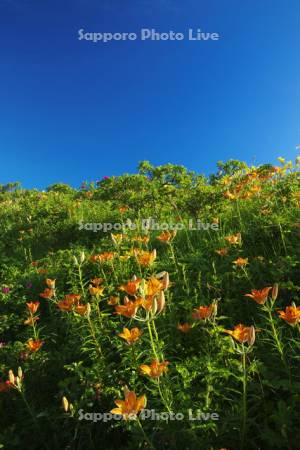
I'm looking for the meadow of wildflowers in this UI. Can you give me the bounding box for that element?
[0,158,299,450]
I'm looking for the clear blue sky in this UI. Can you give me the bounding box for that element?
[0,0,299,189]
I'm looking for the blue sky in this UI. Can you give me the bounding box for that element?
[0,0,299,189]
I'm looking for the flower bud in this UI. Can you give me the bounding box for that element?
[248,326,256,346]
[8,370,15,385]
[151,298,158,316]
[162,272,170,290]
[17,367,23,379]
[156,291,166,315]
[86,303,91,317]
[139,279,147,297]
[62,396,69,412]
[46,278,56,289]
[79,251,85,264]
[211,300,218,317]
[272,283,279,301]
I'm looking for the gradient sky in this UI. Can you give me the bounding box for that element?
[0,0,299,189]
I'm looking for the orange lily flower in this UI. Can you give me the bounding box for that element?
[192,304,216,320]
[26,301,40,314]
[57,294,81,311]
[133,235,149,244]
[75,304,88,315]
[115,297,140,318]
[111,390,147,420]
[26,339,44,352]
[223,324,256,345]
[245,287,272,305]
[108,296,119,305]
[144,277,164,296]
[137,296,152,311]
[119,278,142,296]
[45,278,56,289]
[233,257,248,267]
[135,249,157,267]
[90,252,116,263]
[89,285,105,296]
[57,299,74,311]
[37,268,48,274]
[140,360,169,378]
[57,299,73,311]
[39,288,55,299]
[119,205,129,213]
[156,230,176,243]
[225,233,241,245]
[215,248,228,256]
[91,278,104,286]
[24,316,39,326]
[118,327,143,344]
[278,305,300,325]
[177,323,192,333]
[65,294,81,303]
[98,252,116,262]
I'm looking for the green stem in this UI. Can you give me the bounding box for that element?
[78,264,85,298]
[266,306,291,383]
[20,392,50,450]
[87,315,103,357]
[131,344,137,367]
[169,243,179,275]
[157,378,172,414]
[267,307,284,358]
[151,320,164,360]
[31,313,39,340]
[136,417,156,450]
[147,321,159,360]
[240,348,247,450]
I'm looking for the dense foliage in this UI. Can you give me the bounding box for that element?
[0,158,299,450]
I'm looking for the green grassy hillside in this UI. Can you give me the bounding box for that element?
[0,159,300,450]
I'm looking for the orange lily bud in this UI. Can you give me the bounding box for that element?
[8,370,15,385]
[156,291,165,315]
[62,396,69,412]
[17,367,23,379]
[272,283,279,301]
